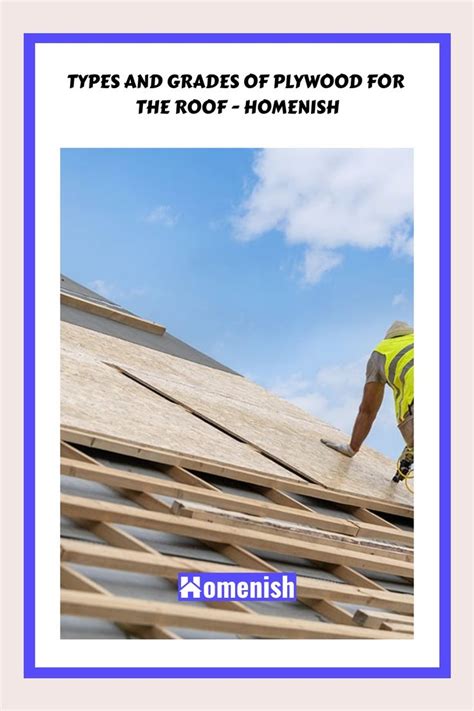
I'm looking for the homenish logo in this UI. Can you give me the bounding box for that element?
[177,572,297,602]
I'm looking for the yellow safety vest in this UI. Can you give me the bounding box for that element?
[374,333,414,422]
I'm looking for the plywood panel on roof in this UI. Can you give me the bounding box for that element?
[61,321,316,422]
[60,340,298,482]
[124,367,412,505]
[61,322,412,505]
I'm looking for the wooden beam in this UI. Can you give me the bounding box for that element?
[61,457,359,537]
[167,557,413,613]
[61,561,109,594]
[60,437,407,544]
[165,464,220,491]
[68,503,403,606]
[130,488,344,634]
[61,292,166,335]
[60,442,410,618]
[352,521,412,546]
[350,507,400,530]
[262,491,412,546]
[205,543,275,572]
[311,600,355,626]
[60,562,179,639]
[117,366,408,512]
[316,564,388,592]
[85,521,160,553]
[167,465,329,558]
[380,622,414,634]
[199,545,356,625]
[172,501,413,562]
[258,487,314,511]
[61,429,414,519]
[61,590,407,640]
[156,460,402,604]
[61,540,413,614]
[64,479,253,616]
[353,609,414,629]
[61,532,351,628]
[61,495,414,578]
[122,489,171,514]
[64,523,389,626]
[60,447,400,607]
[60,441,99,463]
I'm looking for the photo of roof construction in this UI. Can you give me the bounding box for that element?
[60,148,414,640]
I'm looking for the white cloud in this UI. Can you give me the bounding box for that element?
[392,291,407,306]
[144,205,178,227]
[302,248,343,283]
[234,148,413,283]
[315,359,366,393]
[270,356,397,438]
[271,373,328,414]
[270,360,364,433]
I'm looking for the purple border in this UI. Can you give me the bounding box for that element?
[24,32,451,679]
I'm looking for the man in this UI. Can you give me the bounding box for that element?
[321,321,414,467]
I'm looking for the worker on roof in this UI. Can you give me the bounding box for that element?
[321,321,414,472]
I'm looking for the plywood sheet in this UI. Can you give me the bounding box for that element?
[61,322,316,421]
[61,322,412,505]
[60,339,299,482]
[141,374,411,505]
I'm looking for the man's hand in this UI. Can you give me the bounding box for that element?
[321,439,356,458]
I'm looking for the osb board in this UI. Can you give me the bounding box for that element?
[61,322,412,505]
[124,369,411,506]
[61,322,317,422]
[60,340,299,482]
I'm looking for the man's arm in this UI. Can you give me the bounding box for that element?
[349,381,385,452]
[321,381,385,458]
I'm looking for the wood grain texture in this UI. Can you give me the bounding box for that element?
[171,500,413,561]
[61,461,253,616]
[380,622,413,634]
[124,363,412,506]
[349,507,400,530]
[68,459,361,626]
[62,426,413,519]
[61,494,414,578]
[60,441,409,626]
[61,322,412,506]
[352,609,414,629]
[61,336,299,483]
[61,292,166,335]
[60,321,415,640]
[60,563,179,639]
[61,590,407,640]
[61,457,359,537]
[61,539,413,613]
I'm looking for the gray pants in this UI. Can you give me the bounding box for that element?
[398,402,414,448]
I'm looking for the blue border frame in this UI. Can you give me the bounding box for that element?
[24,32,451,679]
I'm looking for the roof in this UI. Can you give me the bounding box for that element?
[60,275,414,641]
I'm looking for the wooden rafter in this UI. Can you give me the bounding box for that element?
[61,427,414,518]
[60,441,413,639]
[61,589,409,640]
[61,292,166,335]
[61,563,180,640]
[61,494,414,578]
[61,539,413,614]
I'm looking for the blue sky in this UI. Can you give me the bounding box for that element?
[61,148,413,458]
